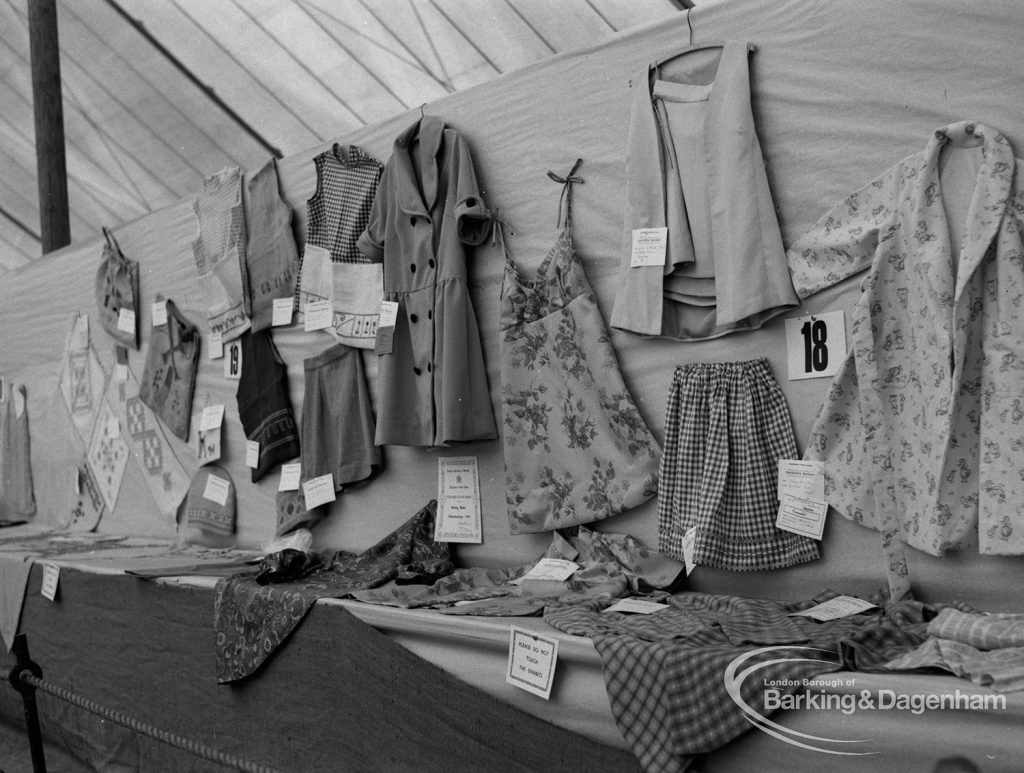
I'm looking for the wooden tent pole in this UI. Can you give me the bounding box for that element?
[28,0,71,254]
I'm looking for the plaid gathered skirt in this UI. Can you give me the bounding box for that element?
[657,358,820,570]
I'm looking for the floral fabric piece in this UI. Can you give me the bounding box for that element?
[214,500,451,683]
[351,525,683,612]
[500,161,660,534]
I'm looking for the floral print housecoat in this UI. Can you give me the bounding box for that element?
[788,121,1024,559]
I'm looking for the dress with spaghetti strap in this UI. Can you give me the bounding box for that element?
[499,160,660,534]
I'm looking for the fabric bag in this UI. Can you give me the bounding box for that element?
[94,228,140,349]
[139,299,200,442]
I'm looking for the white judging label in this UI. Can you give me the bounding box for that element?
[208,330,224,360]
[304,300,333,332]
[790,595,878,621]
[506,626,559,700]
[603,598,670,615]
[117,308,136,334]
[630,227,668,268]
[199,404,225,431]
[202,473,231,507]
[511,558,578,585]
[271,298,293,327]
[302,473,336,509]
[435,456,482,543]
[245,440,260,468]
[378,300,399,329]
[278,463,302,492]
[785,310,846,380]
[41,563,60,601]
[775,493,828,540]
[681,525,697,576]
[152,300,168,327]
[777,459,826,502]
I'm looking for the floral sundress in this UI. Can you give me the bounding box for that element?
[499,160,660,534]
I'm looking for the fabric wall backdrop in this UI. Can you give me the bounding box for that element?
[2,0,1022,609]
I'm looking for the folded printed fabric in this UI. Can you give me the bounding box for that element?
[214,500,450,683]
[927,607,1024,650]
[351,525,685,611]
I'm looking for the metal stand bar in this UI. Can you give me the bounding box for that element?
[8,634,47,773]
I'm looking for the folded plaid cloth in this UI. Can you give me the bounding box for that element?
[884,637,1024,693]
[928,608,1024,650]
[545,591,930,773]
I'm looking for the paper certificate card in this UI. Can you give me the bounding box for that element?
[304,300,333,332]
[41,564,60,601]
[302,473,336,509]
[378,300,399,329]
[278,463,301,492]
[681,525,697,576]
[271,298,293,327]
[202,473,231,507]
[434,456,482,543]
[603,598,670,615]
[777,459,825,502]
[630,227,668,268]
[511,558,578,585]
[775,493,828,540]
[117,308,136,335]
[152,299,168,327]
[506,626,559,700]
[199,404,225,431]
[208,330,224,360]
[790,595,878,621]
[245,440,260,469]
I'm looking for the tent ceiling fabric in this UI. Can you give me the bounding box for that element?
[0,0,679,273]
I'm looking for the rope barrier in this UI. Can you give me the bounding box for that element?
[4,665,286,773]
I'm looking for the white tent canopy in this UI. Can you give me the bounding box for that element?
[0,0,680,273]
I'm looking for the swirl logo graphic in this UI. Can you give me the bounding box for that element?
[723,646,877,756]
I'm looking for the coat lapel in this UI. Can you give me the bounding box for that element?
[953,123,1015,302]
[392,116,445,217]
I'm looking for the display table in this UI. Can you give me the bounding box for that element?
[2,544,1023,772]
[0,552,639,772]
